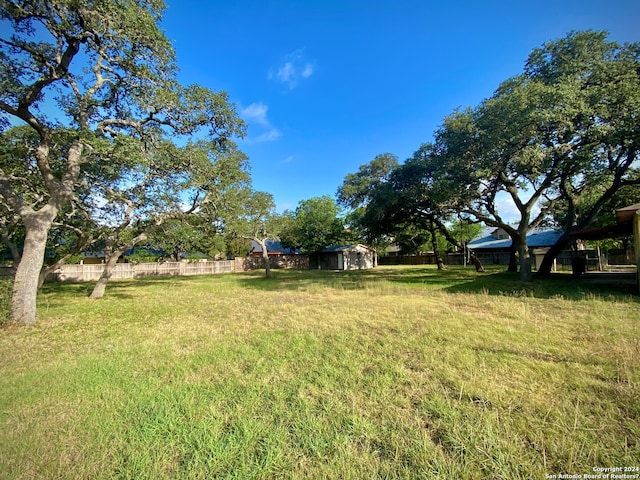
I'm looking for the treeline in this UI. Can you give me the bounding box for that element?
[337,31,640,281]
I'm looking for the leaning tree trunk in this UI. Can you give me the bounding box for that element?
[38,235,94,289]
[429,215,485,272]
[89,249,122,299]
[428,219,446,270]
[469,253,485,272]
[10,208,58,325]
[89,229,151,299]
[536,232,573,278]
[258,239,272,278]
[38,262,58,290]
[262,250,271,278]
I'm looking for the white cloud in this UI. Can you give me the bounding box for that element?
[269,50,315,89]
[282,155,294,164]
[240,102,281,143]
[240,102,270,126]
[301,64,314,78]
[493,190,544,225]
[276,62,295,83]
[494,195,520,224]
[255,129,281,142]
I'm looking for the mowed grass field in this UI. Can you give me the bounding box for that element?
[0,266,638,479]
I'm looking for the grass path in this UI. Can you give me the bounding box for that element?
[1,267,638,478]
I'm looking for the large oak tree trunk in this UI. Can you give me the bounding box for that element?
[513,235,532,281]
[507,246,518,272]
[10,208,57,325]
[3,140,83,325]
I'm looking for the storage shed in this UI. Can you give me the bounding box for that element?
[317,244,376,270]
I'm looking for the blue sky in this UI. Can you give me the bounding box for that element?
[161,0,640,214]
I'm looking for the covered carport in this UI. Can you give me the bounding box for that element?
[570,203,640,294]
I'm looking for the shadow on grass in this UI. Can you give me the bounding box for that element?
[39,275,190,302]
[444,271,638,300]
[236,266,639,302]
[40,266,638,303]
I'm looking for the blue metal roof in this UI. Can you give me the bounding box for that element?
[321,244,376,253]
[250,240,300,254]
[321,245,358,253]
[468,229,563,250]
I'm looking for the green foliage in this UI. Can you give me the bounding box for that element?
[339,150,468,255]
[336,152,398,210]
[146,219,225,262]
[0,279,11,327]
[124,247,163,264]
[225,236,252,258]
[339,31,640,280]
[0,0,248,318]
[224,190,280,241]
[280,196,348,254]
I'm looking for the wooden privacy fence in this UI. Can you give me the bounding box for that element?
[48,260,235,283]
[1,255,311,284]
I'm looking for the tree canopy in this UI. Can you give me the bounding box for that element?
[280,196,349,257]
[0,0,246,323]
[224,189,282,277]
[338,31,640,280]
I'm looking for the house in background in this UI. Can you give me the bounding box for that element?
[249,240,299,257]
[246,239,308,270]
[468,228,565,269]
[317,244,376,270]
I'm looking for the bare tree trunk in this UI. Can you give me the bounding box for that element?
[469,253,485,272]
[2,140,84,325]
[39,262,58,289]
[10,208,57,325]
[537,164,639,278]
[428,219,446,270]
[537,232,572,278]
[39,255,73,289]
[256,238,271,278]
[89,227,151,298]
[513,235,532,281]
[430,215,486,271]
[38,234,94,289]
[90,250,121,299]
[262,249,271,278]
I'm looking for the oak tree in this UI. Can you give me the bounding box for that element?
[0,0,245,323]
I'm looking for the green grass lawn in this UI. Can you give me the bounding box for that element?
[1,266,638,479]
